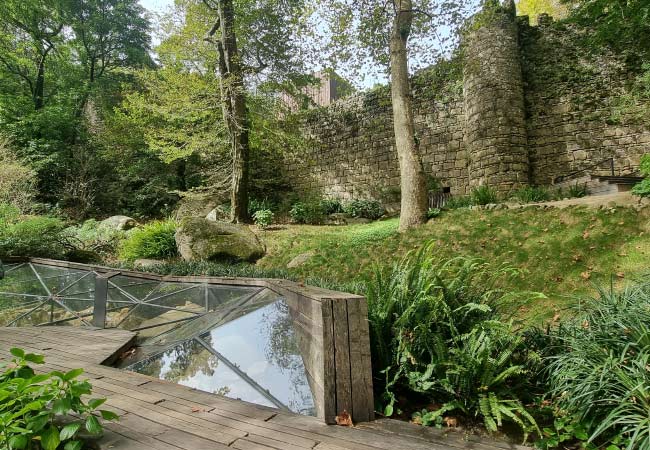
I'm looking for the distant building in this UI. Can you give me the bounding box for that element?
[281,71,353,111]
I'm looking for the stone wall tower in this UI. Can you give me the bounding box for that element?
[463,1,530,193]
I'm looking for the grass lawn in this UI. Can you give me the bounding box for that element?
[257,205,650,323]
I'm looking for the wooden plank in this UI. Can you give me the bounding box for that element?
[332,299,353,420]
[347,298,371,422]
[321,298,337,424]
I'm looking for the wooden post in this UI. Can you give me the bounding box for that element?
[93,271,120,329]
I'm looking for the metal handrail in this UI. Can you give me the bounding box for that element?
[554,157,615,184]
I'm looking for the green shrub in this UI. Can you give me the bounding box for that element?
[118,219,178,261]
[0,213,70,259]
[566,182,588,199]
[343,199,385,220]
[365,243,541,437]
[426,207,442,219]
[542,281,650,449]
[65,219,126,259]
[0,139,37,213]
[632,154,650,198]
[319,198,343,215]
[289,201,325,224]
[513,186,551,203]
[253,209,274,229]
[248,198,275,217]
[0,348,118,450]
[445,195,473,209]
[471,185,499,205]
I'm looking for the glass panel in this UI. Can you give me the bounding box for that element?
[110,276,159,300]
[60,273,97,298]
[106,302,137,328]
[0,266,48,296]
[0,296,45,326]
[145,286,205,313]
[200,299,316,415]
[12,300,79,326]
[128,339,276,408]
[117,303,197,334]
[206,285,262,311]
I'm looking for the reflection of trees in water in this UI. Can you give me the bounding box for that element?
[262,301,314,414]
[136,340,216,381]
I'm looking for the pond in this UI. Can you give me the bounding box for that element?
[0,261,316,416]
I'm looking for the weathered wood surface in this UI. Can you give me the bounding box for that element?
[0,327,530,450]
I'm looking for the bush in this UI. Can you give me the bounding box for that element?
[512,186,551,203]
[365,243,541,436]
[426,207,442,219]
[289,201,325,224]
[566,182,588,199]
[248,198,276,217]
[0,209,70,259]
[0,139,37,212]
[343,199,385,220]
[65,219,126,259]
[253,209,274,229]
[118,219,178,261]
[320,198,343,215]
[0,348,118,450]
[445,195,473,209]
[471,185,499,205]
[542,281,650,448]
[632,154,650,198]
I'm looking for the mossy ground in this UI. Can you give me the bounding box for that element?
[257,205,650,324]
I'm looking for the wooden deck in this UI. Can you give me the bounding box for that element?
[0,327,529,450]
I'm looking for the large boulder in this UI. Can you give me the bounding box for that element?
[175,218,265,262]
[100,215,137,231]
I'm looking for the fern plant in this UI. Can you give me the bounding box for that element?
[365,243,542,437]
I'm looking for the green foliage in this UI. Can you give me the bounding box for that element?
[248,198,276,217]
[0,139,36,212]
[0,348,118,450]
[632,154,650,198]
[253,209,274,229]
[289,201,326,225]
[515,0,568,22]
[343,200,385,220]
[365,243,541,436]
[64,219,126,259]
[0,208,70,259]
[534,414,590,450]
[426,208,442,219]
[320,198,343,215]
[512,186,551,203]
[444,195,473,209]
[118,219,178,261]
[471,186,499,206]
[543,281,650,449]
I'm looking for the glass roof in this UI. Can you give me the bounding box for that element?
[0,262,316,416]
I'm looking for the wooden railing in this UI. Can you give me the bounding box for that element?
[554,157,615,184]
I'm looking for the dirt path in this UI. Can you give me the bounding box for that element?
[511,191,646,209]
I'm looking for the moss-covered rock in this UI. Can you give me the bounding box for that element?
[175,218,265,262]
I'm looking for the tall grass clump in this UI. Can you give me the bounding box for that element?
[365,242,541,437]
[512,186,551,203]
[118,218,178,261]
[471,185,499,205]
[543,281,650,449]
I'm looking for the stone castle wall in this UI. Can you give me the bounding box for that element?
[284,8,650,203]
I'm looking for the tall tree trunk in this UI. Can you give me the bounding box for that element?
[217,0,250,224]
[34,53,47,110]
[390,0,428,231]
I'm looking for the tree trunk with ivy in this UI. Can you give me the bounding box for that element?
[390,0,428,231]
[213,0,250,223]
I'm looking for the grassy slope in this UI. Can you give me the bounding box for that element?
[258,205,650,323]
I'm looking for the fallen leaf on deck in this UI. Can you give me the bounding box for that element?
[336,410,353,427]
[443,417,458,428]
